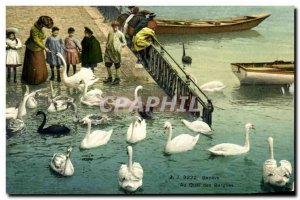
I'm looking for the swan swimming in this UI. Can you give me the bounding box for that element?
[262,137,292,187]
[79,117,113,149]
[208,123,255,156]
[127,116,147,144]
[163,121,200,154]
[118,146,143,192]
[50,147,74,176]
[66,102,109,125]
[182,43,192,65]
[47,95,74,113]
[7,100,25,133]
[200,81,226,92]
[80,80,104,106]
[181,119,212,135]
[36,111,70,135]
[6,86,37,119]
[25,85,39,109]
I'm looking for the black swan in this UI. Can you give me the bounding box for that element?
[36,111,70,134]
[182,43,192,65]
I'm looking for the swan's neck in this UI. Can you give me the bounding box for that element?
[167,126,173,142]
[269,140,274,160]
[50,81,54,98]
[134,87,141,102]
[60,55,68,80]
[16,100,24,120]
[83,83,88,97]
[38,112,46,131]
[64,157,71,174]
[244,128,250,149]
[85,120,92,138]
[21,95,30,115]
[128,149,133,172]
[183,44,186,56]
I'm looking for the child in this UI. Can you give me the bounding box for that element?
[103,21,127,85]
[45,26,64,82]
[64,27,82,75]
[6,28,22,83]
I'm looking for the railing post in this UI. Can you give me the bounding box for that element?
[202,99,214,127]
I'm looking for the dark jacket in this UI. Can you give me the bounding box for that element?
[81,35,103,65]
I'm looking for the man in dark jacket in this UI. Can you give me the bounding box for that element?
[81,27,103,72]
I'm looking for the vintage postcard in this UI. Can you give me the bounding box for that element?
[5,5,295,195]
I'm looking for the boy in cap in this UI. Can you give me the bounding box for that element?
[81,27,103,72]
[103,21,127,85]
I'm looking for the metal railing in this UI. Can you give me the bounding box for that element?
[96,6,213,125]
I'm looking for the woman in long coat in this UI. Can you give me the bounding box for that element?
[21,16,54,85]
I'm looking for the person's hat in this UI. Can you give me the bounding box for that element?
[111,21,120,27]
[6,28,19,34]
[128,6,136,9]
[146,13,156,19]
[84,27,93,35]
[37,16,54,29]
[141,10,152,15]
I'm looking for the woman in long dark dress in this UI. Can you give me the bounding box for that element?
[21,16,54,85]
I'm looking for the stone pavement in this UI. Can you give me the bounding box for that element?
[6,6,156,84]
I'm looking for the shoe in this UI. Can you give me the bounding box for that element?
[103,77,113,84]
[111,77,120,85]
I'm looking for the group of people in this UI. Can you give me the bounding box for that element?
[6,7,157,85]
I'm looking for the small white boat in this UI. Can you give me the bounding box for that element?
[231,60,294,85]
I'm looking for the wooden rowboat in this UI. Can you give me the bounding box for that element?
[155,13,270,34]
[231,60,294,85]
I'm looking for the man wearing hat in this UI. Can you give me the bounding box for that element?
[22,16,53,85]
[81,27,103,72]
[103,21,127,85]
[133,12,157,36]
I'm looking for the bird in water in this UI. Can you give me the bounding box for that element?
[182,42,192,66]
[36,111,70,135]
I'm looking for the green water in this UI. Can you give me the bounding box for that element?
[6,6,294,194]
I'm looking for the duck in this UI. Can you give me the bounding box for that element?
[118,146,143,192]
[6,86,37,119]
[36,111,70,135]
[50,147,74,176]
[6,101,25,133]
[47,95,74,113]
[208,123,255,156]
[66,102,109,125]
[182,43,192,65]
[80,80,104,106]
[79,117,113,149]
[200,81,226,92]
[163,121,200,154]
[56,53,99,91]
[262,137,292,187]
[181,119,212,135]
[127,116,147,144]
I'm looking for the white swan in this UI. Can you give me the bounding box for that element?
[262,137,292,187]
[47,95,74,113]
[7,100,25,133]
[118,146,143,192]
[181,119,212,135]
[108,85,143,109]
[163,121,200,154]
[208,123,255,156]
[80,80,104,106]
[79,117,113,149]
[56,53,99,91]
[66,102,109,125]
[6,87,37,119]
[25,85,38,109]
[50,147,74,176]
[127,116,147,144]
[200,81,226,92]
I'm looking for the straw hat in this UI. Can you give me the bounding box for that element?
[6,28,19,34]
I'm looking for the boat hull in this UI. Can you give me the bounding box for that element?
[155,14,270,34]
[231,64,294,85]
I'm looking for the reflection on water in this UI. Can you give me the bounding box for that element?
[158,30,262,45]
